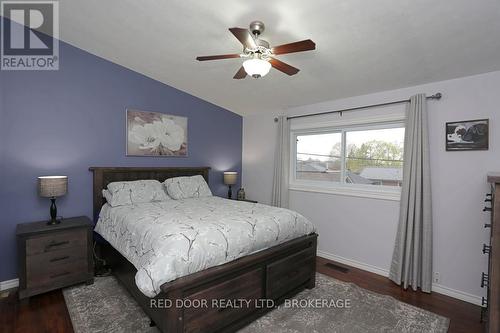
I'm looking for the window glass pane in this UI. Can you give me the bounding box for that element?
[345,127,404,187]
[296,132,342,182]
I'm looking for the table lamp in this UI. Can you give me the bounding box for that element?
[38,176,68,225]
[223,172,238,199]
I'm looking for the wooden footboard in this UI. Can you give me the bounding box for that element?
[101,233,318,333]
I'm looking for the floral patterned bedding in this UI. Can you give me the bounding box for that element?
[94,196,315,297]
[163,175,212,199]
[104,180,170,207]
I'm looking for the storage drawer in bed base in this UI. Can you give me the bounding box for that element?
[102,233,318,333]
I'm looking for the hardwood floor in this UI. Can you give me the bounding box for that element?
[0,288,73,333]
[317,257,485,333]
[0,257,485,333]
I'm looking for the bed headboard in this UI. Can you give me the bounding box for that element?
[89,166,210,222]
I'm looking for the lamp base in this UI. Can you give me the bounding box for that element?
[47,218,61,226]
[47,197,60,225]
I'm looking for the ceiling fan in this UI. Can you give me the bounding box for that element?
[196,21,315,79]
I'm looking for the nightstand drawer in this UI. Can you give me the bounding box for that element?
[26,246,87,276]
[26,249,88,289]
[26,229,87,256]
[27,269,88,290]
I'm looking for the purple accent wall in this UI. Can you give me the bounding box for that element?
[0,40,242,281]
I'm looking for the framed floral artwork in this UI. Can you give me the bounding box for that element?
[126,109,188,156]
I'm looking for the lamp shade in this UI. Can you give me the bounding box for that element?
[243,58,271,78]
[38,176,68,198]
[223,172,238,185]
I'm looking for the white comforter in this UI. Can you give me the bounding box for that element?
[94,196,315,297]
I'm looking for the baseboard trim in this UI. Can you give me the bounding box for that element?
[317,250,483,306]
[0,278,19,291]
[431,283,482,306]
[318,250,390,277]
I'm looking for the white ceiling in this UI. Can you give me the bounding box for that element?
[60,0,500,116]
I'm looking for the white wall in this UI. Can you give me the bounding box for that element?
[242,70,500,304]
[242,113,279,205]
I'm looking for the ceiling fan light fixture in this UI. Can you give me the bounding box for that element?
[196,21,315,79]
[242,58,271,78]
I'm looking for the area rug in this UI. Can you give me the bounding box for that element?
[63,274,449,333]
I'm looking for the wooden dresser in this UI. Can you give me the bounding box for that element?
[484,173,500,332]
[16,216,94,299]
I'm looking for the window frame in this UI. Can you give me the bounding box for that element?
[289,116,405,201]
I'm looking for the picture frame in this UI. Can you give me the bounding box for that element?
[126,109,188,157]
[445,118,489,151]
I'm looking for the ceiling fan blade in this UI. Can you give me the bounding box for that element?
[233,66,247,79]
[269,58,300,76]
[272,39,316,55]
[229,27,257,49]
[196,54,241,61]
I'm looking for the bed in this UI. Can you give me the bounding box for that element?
[90,167,318,333]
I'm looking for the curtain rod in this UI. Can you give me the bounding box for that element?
[276,93,442,122]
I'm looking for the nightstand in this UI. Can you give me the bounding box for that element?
[16,216,94,299]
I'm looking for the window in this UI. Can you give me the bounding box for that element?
[345,127,404,187]
[296,132,342,182]
[291,121,405,200]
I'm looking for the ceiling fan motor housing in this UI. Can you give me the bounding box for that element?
[249,21,265,36]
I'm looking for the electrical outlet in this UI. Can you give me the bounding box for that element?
[433,272,440,283]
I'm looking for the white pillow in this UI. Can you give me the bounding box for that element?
[102,189,114,205]
[163,175,212,199]
[104,180,169,207]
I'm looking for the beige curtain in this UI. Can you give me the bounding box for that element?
[271,116,290,208]
[389,94,433,293]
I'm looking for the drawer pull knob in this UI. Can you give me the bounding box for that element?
[45,240,69,251]
[481,272,489,288]
[483,207,492,212]
[50,256,69,262]
[485,223,492,228]
[50,271,70,279]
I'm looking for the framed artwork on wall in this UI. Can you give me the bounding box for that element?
[446,119,489,151]
[126,109,188,156]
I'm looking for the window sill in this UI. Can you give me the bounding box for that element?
[289,183,401,201]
